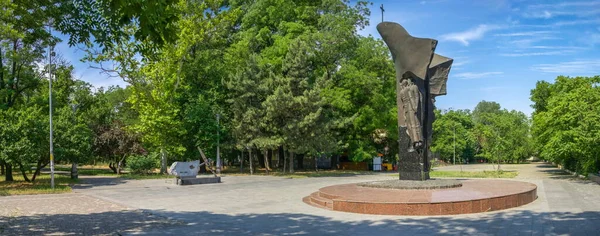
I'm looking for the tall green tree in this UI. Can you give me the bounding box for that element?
[531,76,600,174]
[431,109,476,164]
[0,106,48,182]
[471,103,531,169]
[0,0,61,181]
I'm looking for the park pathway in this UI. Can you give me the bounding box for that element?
[1,163,599,235]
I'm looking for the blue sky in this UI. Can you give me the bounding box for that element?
[55,0,600,116]
[360,0,600,115]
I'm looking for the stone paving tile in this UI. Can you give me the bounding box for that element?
[0,194,180,235]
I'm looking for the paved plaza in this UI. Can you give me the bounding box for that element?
[1,163,600,235]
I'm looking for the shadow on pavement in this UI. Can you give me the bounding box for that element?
[0,210,177,235]
[534,164,556,169]
[2,209,599,235]
[72,177,129,189]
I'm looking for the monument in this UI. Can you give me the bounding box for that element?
[377,21,453,180]
[303,20,537,215]
[169,147,222,185]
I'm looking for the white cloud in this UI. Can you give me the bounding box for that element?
[584,33,600,45]
[440,24,503,46]
[528,46,586,49]
[494,31,554,37]
[508,36,561,47]
[543,11,554,18]
[454,72,504,80]
[553,19,600,26]
[523,10,585,19]
[500,50,576,57]
[529,1,600,9]
[506,16,520,25]
[420,0,448,5]
[450,56,470,67]
[531,60,600,74]
[523,1,600,21]
[452,60,470,67]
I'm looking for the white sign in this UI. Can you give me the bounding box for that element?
[373,157,382,171]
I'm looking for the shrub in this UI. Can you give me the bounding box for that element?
[127,154,157,174]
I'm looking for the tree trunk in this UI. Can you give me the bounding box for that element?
[17,163,31,182]
[108,162,117,173]
[264,149,270,174]
[297,154,304,170]
[240,150,244,173]
[289,152,295,173]
[268,149,273,169]
[315,155,320,172]
[5,163,13,181]
[249,149,254,175]
[331,154,338,170]
[278,146,285,171]
[1,160,4,175]
[283,149,287,174]
[71,163,78,179]
[117,155,126,175]
[273,149,278,169]
[257,151,266,168]
[160,148,167,174]
[498,158,501,171]
[31,160,47,182]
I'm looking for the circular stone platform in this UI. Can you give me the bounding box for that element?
[303,179,537,215]
[358,179,462,190]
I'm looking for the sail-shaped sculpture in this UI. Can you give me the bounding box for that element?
[377,22,452,180]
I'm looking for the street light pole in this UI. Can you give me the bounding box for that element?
[453,124,456,165]
[70,96,79,179]
[47,23,55,189]
[216,113,221,175]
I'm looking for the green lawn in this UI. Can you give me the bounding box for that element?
[0,173,78,196]
[54,166,171,180]
[54,167,116,176]
[429,170,518,178]
[224,167,373,179]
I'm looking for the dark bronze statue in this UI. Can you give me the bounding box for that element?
[399,78,423,152]
[377,22,452,180]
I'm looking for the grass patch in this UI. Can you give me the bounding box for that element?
[429,170,518,178]
[225,169,373,178]
[0,173,78,196]
[47,166,373,180]
[21,166,170,183]
[54,167,117,176]
[55,166,169,179]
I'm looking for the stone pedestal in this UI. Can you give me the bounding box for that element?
[177,176,221,185]
[398,127,429,180]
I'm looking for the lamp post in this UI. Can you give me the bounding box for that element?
[69,95,79,179]
[453,123,456,165]
[216,113,221,175]
[449,107,455,166]
[48,23,55,189]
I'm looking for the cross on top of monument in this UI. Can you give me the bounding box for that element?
[380,4,385,22]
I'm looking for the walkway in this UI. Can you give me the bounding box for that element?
[1,163,599,235]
